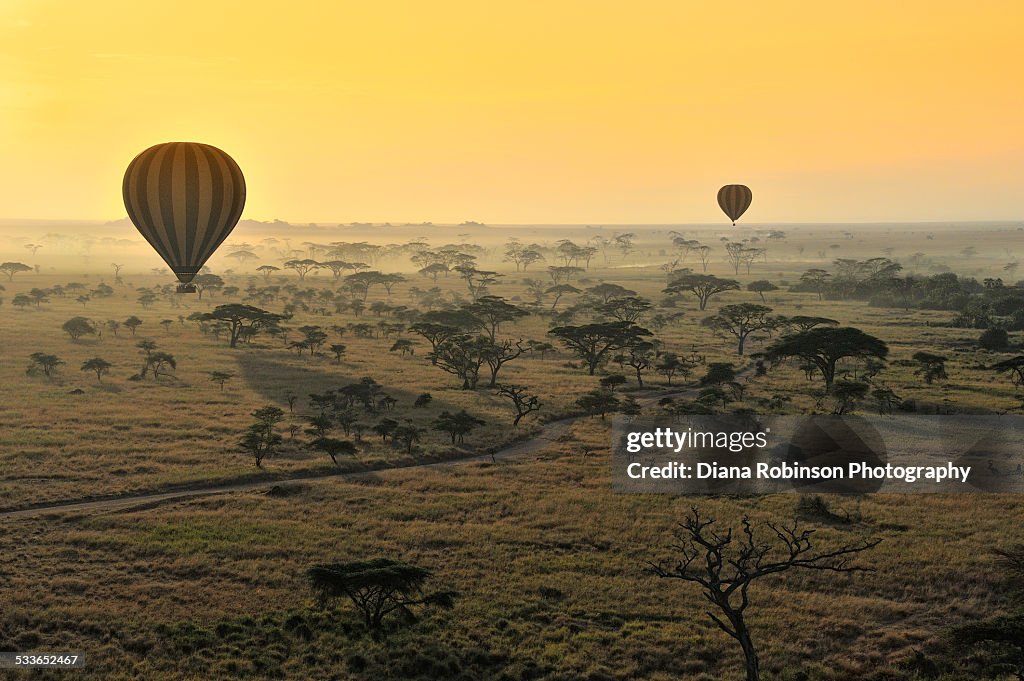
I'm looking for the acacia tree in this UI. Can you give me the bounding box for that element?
[698,362,744,406]
[598,296,652,323]
[786,316,839,332]
[201,304,283,348]
[577,388,620,419]
[584,283,635,303]
[222,250,255,269]
[345,271,388,300]
[409,317,472,362]
[329,343,347,363]
[310,437,357,465]
[800,269,832,300]
[63,316,97,341]
[380,273,406,297]
[390,339,415,357]
[765,327,889,389]
[991,356,1024,388]
[392,423,423,454]
[0,262,32,281]
[703,304,780,355]
[418,262,449,281]
[545,284,580,310]
[495,384,542,426]
[124,316,143,336]
[307,558,455,632]
[547,265,584,284]
[724,242,748,275]
[283,259,320,281]
[622,339,655,387]
[208,370,234,391]
[746,280,778,303]
[146,352,177,380]
[664,274,740,311]
[256,264,280,281]
[81,357,112,382]
[430,334,490,389]
[28,288,49,307]
[27,352,63,378]
[192,273,224,300]
[694,244,712,272]
[549,321,653,375]
[654,352,690,385]
[483,338,525,387]
[504,241,544,271]
[829,380,870,414]
[912,351,947,384]
[650,507,881,681]
[433,410,485,444]
[466,296,527,341]
[238,406,284,468]
[527,340,555,360]
[869,387,901,414]
[455,265,501,299]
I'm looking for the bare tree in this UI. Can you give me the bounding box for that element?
[495,384,542,426]
[650,507,880,681]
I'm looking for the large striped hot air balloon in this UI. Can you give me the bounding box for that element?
[123,142,246,292]
[717,184,752,225]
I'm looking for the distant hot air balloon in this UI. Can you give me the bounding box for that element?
[717,184,752,225]
[122,142,246,292]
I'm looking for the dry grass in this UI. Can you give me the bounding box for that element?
[2,430,1022,679]
[1,222,1023,679]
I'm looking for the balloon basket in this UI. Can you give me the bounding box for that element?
[177,283,197,294]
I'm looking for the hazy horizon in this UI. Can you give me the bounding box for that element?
[0,218,1020,229]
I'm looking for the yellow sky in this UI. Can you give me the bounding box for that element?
[0,1,1021,224]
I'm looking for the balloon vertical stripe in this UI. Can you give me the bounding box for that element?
[157,144,182,265]
[183,144,201,264]
[123,142,246,286]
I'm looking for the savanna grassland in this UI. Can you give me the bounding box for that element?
[2,220,1024,680]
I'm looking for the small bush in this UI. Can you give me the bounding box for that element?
[796,495,851,524]
[980,327,1010,351]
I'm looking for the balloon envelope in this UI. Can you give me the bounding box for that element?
[717,184,752,225]
[123,142,245,288]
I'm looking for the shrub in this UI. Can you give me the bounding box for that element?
[980,327,1010,351]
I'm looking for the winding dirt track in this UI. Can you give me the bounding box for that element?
[1,370,748,520]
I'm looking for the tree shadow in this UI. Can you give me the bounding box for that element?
[233,352,456,422]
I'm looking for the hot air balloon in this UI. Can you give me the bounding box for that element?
[122,142,246,292]
[717,184,752,225]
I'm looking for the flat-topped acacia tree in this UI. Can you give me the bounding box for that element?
[702,303,781,356]
[746,280,778,302]
[81,357,112,382]
[0,262,32,281]
[765,326,888,389]
[663,273,740,311]
[465,295,527,341]
[256,264,280,281]
[785,315,839,332]
[283,258,320,281]
[549,321,653,375]
[307,558,455,632]
[200,304,284,348]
